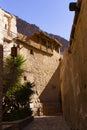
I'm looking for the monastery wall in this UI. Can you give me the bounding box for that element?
[60,0,87,129]
[19,43,62,115]
[0,8,17,57]
[0,8,63,116]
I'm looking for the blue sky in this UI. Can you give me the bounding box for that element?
[0,0,76,40]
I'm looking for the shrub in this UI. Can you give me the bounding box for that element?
[3,55,34,121]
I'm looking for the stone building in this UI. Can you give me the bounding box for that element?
[0,45,3,130]
[0,8,63,116]
[60,0,87,130]
[16,31,62,115]
[0,9,17,129]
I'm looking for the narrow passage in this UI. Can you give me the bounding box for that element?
[23,116,70,130]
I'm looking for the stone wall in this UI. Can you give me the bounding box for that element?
[60,0,87,130]
[19,41,62,115]
[0,45,3,130]
[0,8,17,57]
[0,9,17,129]
[0,8,63,116]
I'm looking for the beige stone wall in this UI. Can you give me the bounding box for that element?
[61,0,87,129]
[0,8,17,57]
[0,45,3,130]
[0,8,62,116]
[0,9,17,127]
[19,42,62,115]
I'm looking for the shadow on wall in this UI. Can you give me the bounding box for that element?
[39,62,63,116]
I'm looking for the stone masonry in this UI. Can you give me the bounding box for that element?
[60,0,87,130]
[0,8,17,57]
[0,45,3,130]
[0,8,17,128]
[17,32,63,116]
[0,8,63,116]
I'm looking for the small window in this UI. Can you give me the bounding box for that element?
[30,49,34,55]
[48,44,50,48]
[57,48,60,53]
[24,76,27,81]
[5,24,8,30]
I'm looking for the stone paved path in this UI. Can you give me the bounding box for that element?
[23,116,70,130]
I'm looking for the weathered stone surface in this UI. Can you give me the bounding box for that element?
[0,45,3,130]
[61,0,87,130]
[19,44,62,115]
[0,8,63,116]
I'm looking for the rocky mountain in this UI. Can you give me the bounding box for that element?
[16,16,68,53]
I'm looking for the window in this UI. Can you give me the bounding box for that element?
[24,76,27,81]
[4,16,9,29]
[57,48,60,53]
[47,43,50,48]
[4,15,11,36]
[30,49,34,55]
[5,24,8,30]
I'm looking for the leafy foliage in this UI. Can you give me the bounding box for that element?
[14,82,34,106]
[3,55,25,94]
[3,55,34,121]
[3,106,32,121]
[3,82,34,121]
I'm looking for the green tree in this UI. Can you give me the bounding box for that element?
[3,55,25,95]
[14,82,34,108]
[3,82,34,121]
[3,55,34,121]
